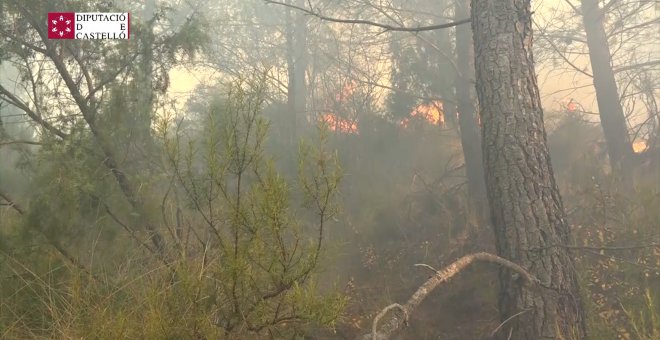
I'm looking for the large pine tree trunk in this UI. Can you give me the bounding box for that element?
[454,0,487,218]
[471,0,588,338]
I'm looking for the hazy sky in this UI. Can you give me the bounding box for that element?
[166,0,656,121]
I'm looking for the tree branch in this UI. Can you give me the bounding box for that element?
[0,84,69,139]
[13,3,167,257]
[528,242,660,252]
[533,21,593,78]
[86,52,140,103]
[0,189,25,215]
[371,304,407,340]
[613,60,660,74]
[264,0,470,32]
[563,0,582,16]
[0,140,43,147]
[0,188,93,275]
[363,252,538,339]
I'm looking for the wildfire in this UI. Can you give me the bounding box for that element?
[564,98,580,112]
[336,80,358,102]
[320,113,359,134]
[632,140,648,153]
[320,79,360,134]
[407,100,445,126]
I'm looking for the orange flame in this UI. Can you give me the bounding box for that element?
[565,98,579,112]
[336,80,358,102]
[632,140,648,153]
[410,100,444,125]
[399,117,410,128]
[321,114,359,134]
[567,102,578,112]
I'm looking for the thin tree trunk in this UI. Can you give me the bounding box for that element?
[136,0,156,145]
[471,0,587,338]
[285,0,307,146]
[293,0,307,124]
[581,0,634,182]
[285,0,295,141]
[454,0,487,219]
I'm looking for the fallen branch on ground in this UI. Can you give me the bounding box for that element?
[362,252,539,340]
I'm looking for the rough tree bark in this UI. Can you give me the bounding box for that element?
[581,0,634,182]
[471,0,588,338]
[454,0,487,218]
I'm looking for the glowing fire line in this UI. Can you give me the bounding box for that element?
[320,113,359,134]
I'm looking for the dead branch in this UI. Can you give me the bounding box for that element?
[0,84,69,139]
[613,60,660,74]
[371,304,407,339]
[0,140,43,147]
[362,252,538,340]
[264,1,470,32]
[489,308,530,337]
[528,242,660,252]
[0,189,25,215]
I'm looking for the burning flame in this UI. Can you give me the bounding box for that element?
[399,117,410,128]
[320,79,360,134]
[407,100,445,126]
[321,113,359,134]
[336,80,358,102]
[632,140,648,153]
[564,98,580,112]
[567,102,578,112]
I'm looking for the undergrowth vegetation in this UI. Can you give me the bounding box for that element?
[1,89,657,339]
[1,78,346,339]
[321,113,659,339]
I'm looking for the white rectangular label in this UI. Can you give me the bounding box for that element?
[75,12,129,40]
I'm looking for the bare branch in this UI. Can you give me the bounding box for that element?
[534,21,593,78]
[101,199,160,257]
[613,60,660,74]
[372,304,407,340]
[563,0,582,15]
[0,140,43,147]
[0,189,25,215]
[607,17,660,38]
[490,309,531,337]
[364,252,538,339]
[413,263,437,272]
[0,84,69,139]
[86,52,140,103]
[264,0,470,32]
[529,242,660,252]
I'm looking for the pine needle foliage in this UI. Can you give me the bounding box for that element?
[0,76,346,339]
